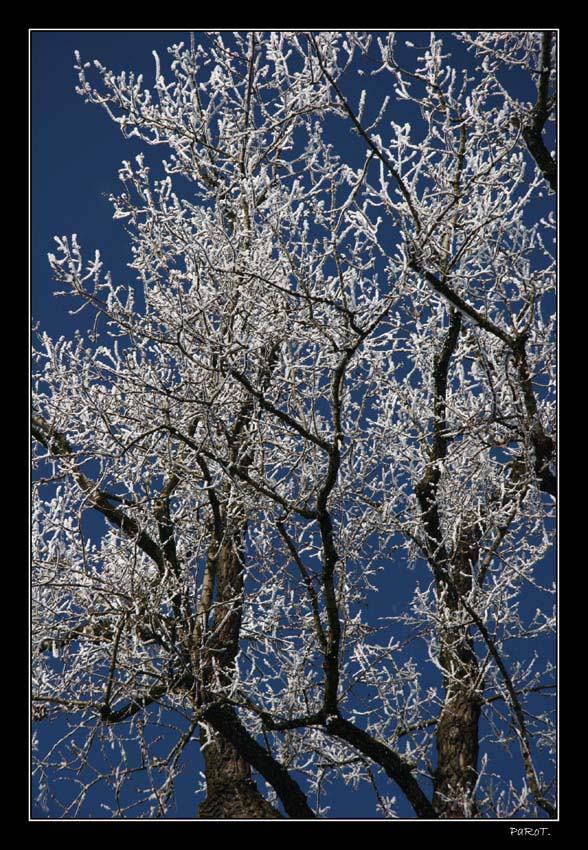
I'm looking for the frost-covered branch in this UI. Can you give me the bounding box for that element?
[32,31,556,820]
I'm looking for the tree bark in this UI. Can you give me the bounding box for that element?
[196,533,283,819]
[417,490,484,818]
[198,715,282,818]
[521,31,556,194]
[433,664,481,818]
[415,307,483,818]
[432,525,482,818]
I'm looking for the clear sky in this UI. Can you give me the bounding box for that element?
[31,30,556,821]
[32,32,185,338]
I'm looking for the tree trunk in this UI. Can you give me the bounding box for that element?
[198,717,282,818]
[432,527,482,818]
[432,628,481,817]
[197,532,282,819]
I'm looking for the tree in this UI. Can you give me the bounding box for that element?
[31,31,556,820]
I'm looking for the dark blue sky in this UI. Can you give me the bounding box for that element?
[32,31,189,338]
[31,31,556,821]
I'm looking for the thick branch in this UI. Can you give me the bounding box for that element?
[511,337,556,497]
[256,705,435,818]
[521,126,556,193]
[459,596,556,818]
[521,32,556,193]
[32,415,166,574]
[415,309,461,587]
[414,304,483,817]
[100,682,170,724]
[228,366,332,453]
[201,703,316,819]
[164,424,317,520]
[405,270,556,499]
[316,347,360,714]
[408,258,514,348]
[154,494,181,578]
[326,715,437,819]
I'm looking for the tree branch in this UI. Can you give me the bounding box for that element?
[408,256,514,348]
[521,32,556,193]
[253,702,436,819]
[201,702,316,819]
[32,414,167,574]
[415,308,461,590]
[457,592,556,818]
[228,366,333,453]
[511,337,556,498]
[405,267,556,500]
[326,714,437,819]
[277,521,327,651]
[100,682,170,724]
[308,33,422,231]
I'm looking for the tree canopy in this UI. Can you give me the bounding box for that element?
[31,31,556,819]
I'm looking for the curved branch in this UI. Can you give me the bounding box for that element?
[248,701,435,817]
[277,522,327,651]
[511,338,556,498]
[461,596,556,818]
[404,268,556,500]
[100,682,170,724]
[326,714,437,819]
[201,703,316,819]
[308,33,422,231]
[521,32,556,193]
[408,257,514,348]
[32,414,167,574]
[228,366,333,453]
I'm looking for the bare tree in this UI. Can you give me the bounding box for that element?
[32,31,556,819]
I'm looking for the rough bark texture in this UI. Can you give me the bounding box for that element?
[414,306,484,818]
[416,508,484,817]
[433,673,481,817]
[201,702,316,818]
[521,31,556,194]
[198,722,282,818]
[432,524,483,818]
[197,534,283,819]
